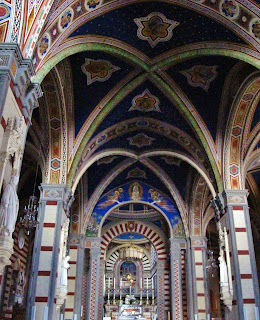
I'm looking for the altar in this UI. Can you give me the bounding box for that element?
[118,305,145,320]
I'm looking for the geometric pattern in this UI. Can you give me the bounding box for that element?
[134,12,179,48]
[81,58,120,85]
[129,89,161,112]
[127,132,155,148]
[180,65,218,92]
[100,221,167,260]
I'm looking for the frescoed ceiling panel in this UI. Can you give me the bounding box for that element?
[84,155,125,197]
[151,155,197,198]
[68,2,246,58]
[69,50,135,135]
[93,129,190,155]
[101,161,172,199]
[166,56,240,141]
[93,80,198,140]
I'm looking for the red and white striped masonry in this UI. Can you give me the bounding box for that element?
[101,221,167,260]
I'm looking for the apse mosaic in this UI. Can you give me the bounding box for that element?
[129,89,161,113]
[81,58,120,85]
[180,65,218,92]
[127,133,155,148]
[127,167,147,179]
[86,181,185,237]
[134,12,180,48]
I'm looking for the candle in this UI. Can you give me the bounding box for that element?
[152,277,154,290]
[146,278,148,289]
[108,277,111,289]
[113,277,115,289]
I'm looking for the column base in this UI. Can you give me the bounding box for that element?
[0,234,14,273]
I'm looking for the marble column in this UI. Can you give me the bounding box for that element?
[170,238,184,320]
[189,236,210,320]
[85,238,101,320]
[216,190,260,320]
[157,260,167,320]
[26,184,73,320]
[64,234,85,319]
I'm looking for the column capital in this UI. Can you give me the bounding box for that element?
[189,236,207,249]
[68,234,86,249]
[0,43,42,119]
[39,183,68,202]
[222,189,249,207]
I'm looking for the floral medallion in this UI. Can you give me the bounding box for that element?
[180,65,218,92]
[81,58,120,85]
[221,0,239,19]
[127,133,155,148]
[58,8,73,31]
[37,33,51,58]
[129,89,161,112]
[127,167,147,179]
[134,12,179,47]
[252,19,260,39]
[86,0,100,9]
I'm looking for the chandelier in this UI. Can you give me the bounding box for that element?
[20,195,39,233]
[119,245,144,261]
[206,250,218,277]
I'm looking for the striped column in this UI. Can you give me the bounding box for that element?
[64,234,85,319]
[221,190,260,320]
[170,238,184,320]
[85,238,101,320]
[157,260,167,320]
[64,244,78,319]
[26,184,72,320]
[190,236,210,320]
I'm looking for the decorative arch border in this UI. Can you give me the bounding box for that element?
[189,174,208,236]
[141,150,216,197]
[100,220,168,260]
[32,40,260,194]
[72,117,209,187]
[29,0,260,63]
[81,154,188,235]
[224,74,260,189]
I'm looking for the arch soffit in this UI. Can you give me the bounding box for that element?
[224,73,260,189]
[106,244,151,262]
[99,200,174,239]
[72,117,208,185]
[82,155,188,236]
[100,220,168,260]
[31,0,260,62]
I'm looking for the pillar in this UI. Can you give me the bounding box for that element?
[64,234,85,319]
[0,71,11,118]
[157,259,167,320]
[189,236,210,320]
[218,190,260,320]
[97,260,106,319]
[170,238,184,320]
[85,238,101,320]
[26,184,73,320]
